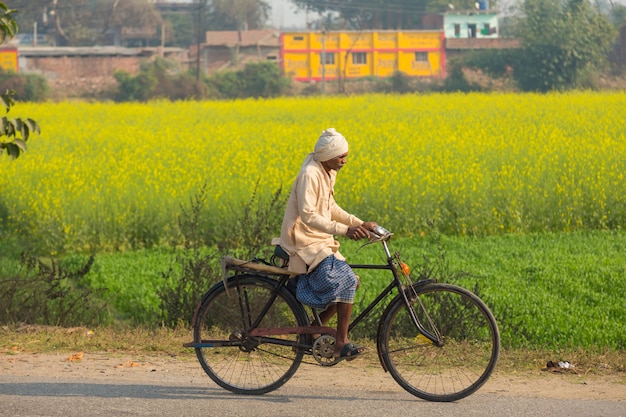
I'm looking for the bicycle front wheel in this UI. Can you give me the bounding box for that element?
[378,283,500,402]
[194,274,308,395]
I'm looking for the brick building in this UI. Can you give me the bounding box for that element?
[17,46,187,96]
[190,30,281,73]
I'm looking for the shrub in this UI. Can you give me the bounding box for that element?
[0,70,49,102]
[114,58,207,102]
[462,49,517,79]
[158,185,221,327]
[0,253,110,326]
[114,67,157,102]
[158,182,285,326]
[24,74,50,102]
[241,61,292,98]
[442,61,481,92]
[375,71,414,94]
[207,62,291,99]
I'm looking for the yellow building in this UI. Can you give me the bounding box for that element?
[281,31,446,82]
[0,47,18,73]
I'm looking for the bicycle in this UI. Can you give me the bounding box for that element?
[184,226,500,402]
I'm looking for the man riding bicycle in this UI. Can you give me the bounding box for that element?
[279,128,377,362]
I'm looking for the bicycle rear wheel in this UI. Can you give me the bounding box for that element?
[194,274,308,395]
[378,283,500,402]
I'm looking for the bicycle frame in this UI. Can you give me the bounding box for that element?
[348,237,442,346]
[210,231,443,351]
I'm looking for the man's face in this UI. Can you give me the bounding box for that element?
[323,152,348,172]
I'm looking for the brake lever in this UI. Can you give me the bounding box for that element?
[355,226,393,253]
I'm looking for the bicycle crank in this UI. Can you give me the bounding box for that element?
[312,335,341,366]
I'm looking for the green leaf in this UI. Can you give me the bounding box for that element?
[0,94,9,112]
[20,121,30,140]
[6,142,19,159]
[14,117,23,136]
[25,118,41,135]
[5,118,17,137]
[13,138,26,152]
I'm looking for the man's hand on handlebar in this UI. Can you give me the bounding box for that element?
[347,222,378,241]
[362,222,378,232]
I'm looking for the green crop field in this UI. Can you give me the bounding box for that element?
[78,231,625,349]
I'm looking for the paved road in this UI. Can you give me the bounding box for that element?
[0,352,624,417]
[0,373,624,417]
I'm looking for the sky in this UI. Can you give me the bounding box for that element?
[167,0,626,30]
[266,0,310,29]
[155,0,309,29]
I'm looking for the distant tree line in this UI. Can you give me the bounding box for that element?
[9,0,269,47]
[6,0,626,93]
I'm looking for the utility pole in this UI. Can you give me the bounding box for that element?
[195,0,204,81]
[321,30,326,94]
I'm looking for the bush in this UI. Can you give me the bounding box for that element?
[462,49,517,79]
[0,253,111,326]
[24,74,50,101]
[442,61,482,92]
[207,69,244,99]
[113,59,290,102]
[158,185,221,327]
[113,68,157,102]
[207,62,291,99]
[158,182,285,326]
[0,70,49,102]
[241,61,292,98]
[375,71,415,94]
[114,58,208,102]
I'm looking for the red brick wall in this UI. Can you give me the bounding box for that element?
[20,48,189,97]
[23,55,144,95]
[445,37,521,50]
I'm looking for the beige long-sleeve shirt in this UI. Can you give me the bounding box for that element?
[280,154,363,274]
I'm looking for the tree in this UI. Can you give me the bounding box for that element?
[289,0,497,29]
[102,0,164,47]
[0,2,41,159]
[10,0,162,47]
[207,0,270,31]
[0,1,16,42]
[513,0,617,91]
[610,4,626,29]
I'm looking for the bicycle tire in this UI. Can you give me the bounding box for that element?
[378,282,500,402]
[193,274,309,395]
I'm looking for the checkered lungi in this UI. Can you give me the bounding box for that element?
[296,254,358,310]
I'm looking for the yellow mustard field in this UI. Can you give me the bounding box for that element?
[2,92,625,253]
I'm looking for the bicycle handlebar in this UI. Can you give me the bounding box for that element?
[356,225,393,253]
[370,225,393,241]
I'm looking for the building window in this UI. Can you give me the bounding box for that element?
[454,23,461,37]
[321,52,335,65]
[468,24,477,38]
[266,55,277,61]
[352,52,367,65]
[294,36,304,41]
[415,52,428,62]
[481,23,491,35]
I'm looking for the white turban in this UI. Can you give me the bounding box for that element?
[313,128,349,162]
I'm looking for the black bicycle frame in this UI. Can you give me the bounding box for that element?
[227,238,441,347]
[348,240,441,345]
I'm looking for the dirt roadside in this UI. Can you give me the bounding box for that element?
[1,351,624,401]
